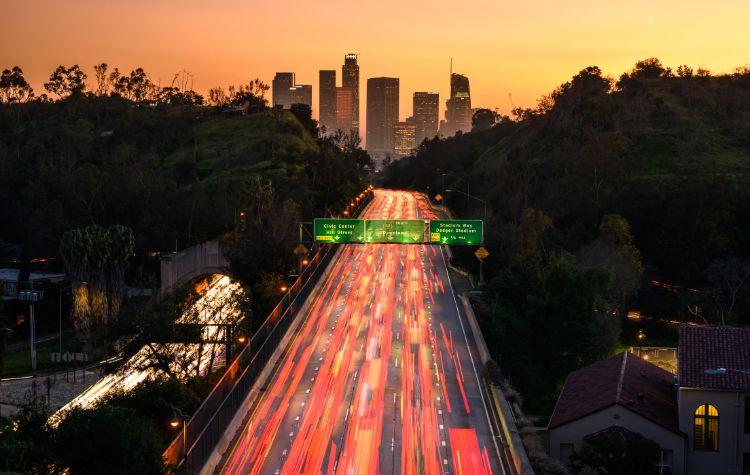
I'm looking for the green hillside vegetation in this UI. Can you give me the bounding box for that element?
[386,59,750,417]
[0,95,364,258]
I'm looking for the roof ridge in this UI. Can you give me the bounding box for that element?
[615,351,627,403]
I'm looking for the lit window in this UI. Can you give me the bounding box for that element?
[694,404,719,451]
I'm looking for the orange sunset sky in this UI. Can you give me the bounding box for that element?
[2,0,749,121]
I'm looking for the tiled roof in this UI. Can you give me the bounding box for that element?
[549,352,679,434]
[678,325,750,391]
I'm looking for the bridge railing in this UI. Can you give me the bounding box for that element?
[163,192,373,473]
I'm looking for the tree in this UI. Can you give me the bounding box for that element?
[569,429,660,475]
[0,66,34,103]
[706,258,750,325]
[290,103,317,135]
[208,86,229,106]
[577,215,643,315]
[472,108,499,132]
[156,86,204,106]
[55,405,164,475]
[114,68,156,102]
[0,399,55,473]
[512,208,553,272]
[676,64,694,78]
[44,64,87,98]
[485,255,618,414]
[93,62,119,96]
[60,225,135,346]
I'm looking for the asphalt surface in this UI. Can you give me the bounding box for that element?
[220,190,502,475]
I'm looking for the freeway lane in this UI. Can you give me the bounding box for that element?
[220,190,502,474]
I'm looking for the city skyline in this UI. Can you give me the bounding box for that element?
[4,0,749,123]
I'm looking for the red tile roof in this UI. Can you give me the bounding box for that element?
[678,325,750,391]
[549,352,679,434]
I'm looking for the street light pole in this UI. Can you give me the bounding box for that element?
[19,288,43,372]
[59,284,73,357]
[170,406,191,469]
[445,188,489,286]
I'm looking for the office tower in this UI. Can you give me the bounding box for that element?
[394,122,417,156]
[319,70,337,133]
[335,86,354,132]
[272,72,295,108]
[412,92,439,144]
[366,77,399,153]
[342,54,360,132]
[290,84,312,107]
[443,73,472,136]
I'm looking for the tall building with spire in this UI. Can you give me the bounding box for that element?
[366,77,399,153]
[342,54,360,133]
[412,92,439,145]
[319,70,337,133]
[442,73,472,136]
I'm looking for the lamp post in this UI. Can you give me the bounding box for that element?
[18,288,43,372]
[58,283,76,357]
[0,326,12,417]
[438,169,471,208]
[170,406,191,468]
[445,188,487,223]
[445,188,489,286]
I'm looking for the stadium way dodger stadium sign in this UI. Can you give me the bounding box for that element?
[429,220,484,245]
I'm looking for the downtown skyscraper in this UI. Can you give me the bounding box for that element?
[442,73,472,136]
[272,72,295,108]
[366,77,399,154]
[272,72,311,109]
[319,70,337,133]
[342,54,360,134]
[412,92,439,145]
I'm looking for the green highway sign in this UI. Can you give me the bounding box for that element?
[314,218,366,243]
[429,220,484,245]
[365,219,426,243]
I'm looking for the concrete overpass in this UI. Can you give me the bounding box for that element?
[160,241,230,292]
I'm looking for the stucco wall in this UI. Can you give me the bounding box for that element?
[548,404,686,474]
[679,388,750,475]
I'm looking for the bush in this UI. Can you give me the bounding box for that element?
[55,405,164,474]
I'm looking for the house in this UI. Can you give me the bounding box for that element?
[548,351,685,473]
[678,325,750,475]
[0,268,66,300]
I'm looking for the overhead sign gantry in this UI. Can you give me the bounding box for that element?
[313,219,483,245]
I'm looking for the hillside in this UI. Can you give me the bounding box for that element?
[0,98,364,260]
[387,61,750,284]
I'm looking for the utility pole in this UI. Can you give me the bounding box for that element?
[19,288,43,372]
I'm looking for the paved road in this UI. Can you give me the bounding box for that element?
[220,190,502,475]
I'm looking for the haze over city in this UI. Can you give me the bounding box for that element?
[3,0,749,121]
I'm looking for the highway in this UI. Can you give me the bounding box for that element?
[52,275,244,423]
[220,190,502,475]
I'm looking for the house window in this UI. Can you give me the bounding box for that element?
[694,404,719,451]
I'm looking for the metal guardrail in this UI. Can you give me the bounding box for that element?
[457,293,534,475]
[162,193,373,473]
